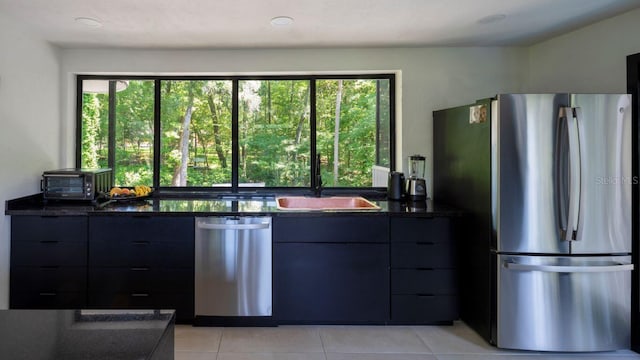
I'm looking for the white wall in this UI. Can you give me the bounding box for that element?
[60,46,527,187]
[0,14,61,308]
[527,7,640,93]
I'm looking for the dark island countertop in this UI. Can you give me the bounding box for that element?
[6,193,463,218]
[0,309,174,360]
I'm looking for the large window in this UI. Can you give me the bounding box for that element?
[78,75,394,191]
[159,80,232,187]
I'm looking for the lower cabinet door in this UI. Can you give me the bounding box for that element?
[391,295,458,323]
[391,269,457,294]
[89,267,194,323]
[10,291,86,309]
[89,268,193,293]
[274,243,389,323]
[11,267,86,293]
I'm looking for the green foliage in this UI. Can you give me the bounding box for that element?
[80,77,390,188]
[81,94,101,168]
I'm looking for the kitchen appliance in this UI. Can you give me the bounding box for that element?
[194,216,272,326]
[433,94,633,352]
[406,155,427,201]
[387,171,405,200]
[42,168,112,201]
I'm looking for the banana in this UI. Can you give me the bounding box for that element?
[133,185,152,197]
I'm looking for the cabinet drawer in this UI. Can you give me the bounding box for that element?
[274,216,388,243]
[390,242,454,268]
[10,291,86,309]
[89,268,193,293]
[11,216,88,243]
[391,269,457,295]
[390,217,450,243]
[391,295,458,323]
[11,242,87,267]
[11,267,86,293]
[90,217,194,243]
[89,241,193,268]
[88,291,193,321]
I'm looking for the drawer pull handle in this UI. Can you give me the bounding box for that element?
[132,241,150,245]
[131,293,149,297]
[416,242,435,246]
[39,240,59,244]
[39,266,60,269]
[131,267,149,271]
[39,292,57,296]
[417,294,435,298]
[416,268,435,271]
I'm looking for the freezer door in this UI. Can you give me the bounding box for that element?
[497,254,632,351]
[496,94,571,253]
[570,94,632,254]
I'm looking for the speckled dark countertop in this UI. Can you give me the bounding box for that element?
[6,193,462,218]
[0,309,174,360]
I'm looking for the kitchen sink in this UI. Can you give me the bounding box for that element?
[275,196,380,211]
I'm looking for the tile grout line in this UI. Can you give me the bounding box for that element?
[410,326,436,356]
[317,326,330,360]
[216,327,224,357]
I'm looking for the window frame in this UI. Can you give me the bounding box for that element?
[76,73,396,194]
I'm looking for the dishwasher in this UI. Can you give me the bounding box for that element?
[194,216,272,326]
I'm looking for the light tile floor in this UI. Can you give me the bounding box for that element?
[175,321,640,360]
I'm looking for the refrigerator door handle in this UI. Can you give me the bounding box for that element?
[572,106,586,242]
[504,261,633,273]
[564,107,581,241]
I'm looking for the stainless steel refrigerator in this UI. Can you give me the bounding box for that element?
[433,93,634,352]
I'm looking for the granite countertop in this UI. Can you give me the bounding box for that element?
[6,193,463,217]
[0,309,174,360]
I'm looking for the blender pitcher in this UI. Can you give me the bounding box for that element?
[406,155,427,201]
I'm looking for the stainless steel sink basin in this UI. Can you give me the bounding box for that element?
[275,196,380,211]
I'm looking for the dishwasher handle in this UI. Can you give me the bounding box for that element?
[196,221,270,230]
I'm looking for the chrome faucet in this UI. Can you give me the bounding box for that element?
[314,153,323,197]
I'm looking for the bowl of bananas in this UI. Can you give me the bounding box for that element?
[106,185,153,202]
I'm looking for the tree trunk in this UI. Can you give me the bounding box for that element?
[193,128,210,167]
[241,109,248,178]
[295,87,310,145]
[333,80,343,185]
[206,94,228,168]
[267,81,272,124]
[172,85,194,186]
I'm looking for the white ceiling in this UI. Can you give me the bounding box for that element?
[1,0,639,49]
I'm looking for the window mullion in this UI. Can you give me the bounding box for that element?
[232,79,239,191]
[153,79,161,189]
[310,79,317,190]
[107,81,116,180]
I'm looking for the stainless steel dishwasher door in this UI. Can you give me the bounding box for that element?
[195,217,272,317]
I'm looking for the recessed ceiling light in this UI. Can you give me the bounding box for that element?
[270,16,294,27]
[477,14,507,25]
[75,17,103,28]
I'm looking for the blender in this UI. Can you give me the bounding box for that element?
[406,155,427,201]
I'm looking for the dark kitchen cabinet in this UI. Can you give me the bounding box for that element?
[389,216,458,324]
[10,216,88,309]
[273,216,389,323]
[88,216,195,323]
